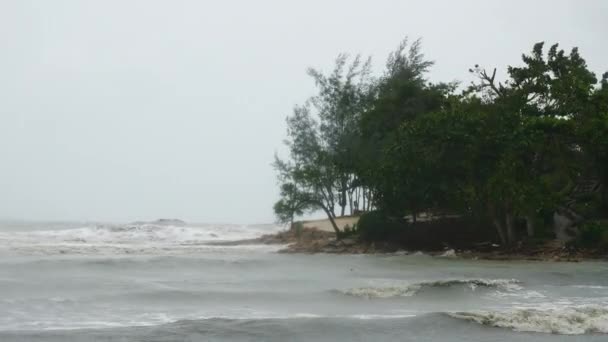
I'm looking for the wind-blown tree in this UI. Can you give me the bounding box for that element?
[357,38,452,219]
[464,42,602,244]
[308,54,375,216]
[273,55,374,234]
[273,182,311,228]
[273,111,340,233]
[436,99,557,244]
[274,38,607,246]
[388,42,605,245]
[577,72,608,212]
[361,41,605,245]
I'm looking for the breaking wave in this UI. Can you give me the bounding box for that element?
[0,223,284,255]
[336,278,522,299]
[0,223,280,244]
[447,305,608,335]
[0,313,421,331]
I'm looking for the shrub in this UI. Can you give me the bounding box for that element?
[292,221,304,239]
[571,194,603,219]
[357,211,407,241]
[572,220,608,250]
[336,223,358,240]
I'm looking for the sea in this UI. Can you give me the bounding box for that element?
[0,220,607,341]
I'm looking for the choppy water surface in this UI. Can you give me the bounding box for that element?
[0,221,607,341]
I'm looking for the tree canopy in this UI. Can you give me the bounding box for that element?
[274,38,608,246]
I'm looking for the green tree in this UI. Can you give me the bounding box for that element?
[273,182,311,228]
[307,54,375,216]
[273,55,374,234]
[357,38,452,220]
[273,105,340,234]
[577,72,608,212]
[465,42,601,244]
[274,39,608,247]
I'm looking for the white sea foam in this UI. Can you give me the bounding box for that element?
[348,314,417,320]
[0,312,422,331]
[339,285,420,298]
[192,313,417,320]
[0,223,284,255]
[448,305,608,334]
[488,289,546,299]
[438,249,457,258]
[0,311,178,332]
[0,223,279,244]
[337,279,522,299]
[572,285,608,290]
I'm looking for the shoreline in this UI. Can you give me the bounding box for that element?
[245,227,608,262]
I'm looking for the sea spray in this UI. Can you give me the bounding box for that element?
[0,223,285,255]
[336,279,522,299]
[447,305,608,334]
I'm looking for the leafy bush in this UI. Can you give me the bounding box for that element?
[357,211,407,241]
[572,220,608,250]
[336,223,358,240]
[571,194,603,219]
[292,221,304,239]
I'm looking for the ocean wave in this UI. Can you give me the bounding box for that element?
[0,223,283,254]
[336,278,522,299]
[3,313,177,332]
[572,285,608,290]
[447,305,608,335]
[0,313,421,332]
[2,243,285,257]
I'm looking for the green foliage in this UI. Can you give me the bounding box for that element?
[273,182,313,226]
[570,192,603,219]
[357,211,407,241]
[275,38,608,246]
[274,52,376,234]
[571,220,608,250]
[357,38,452,216]
[379,41,602,245]
[292,221,304,239]
[336,223,358,240]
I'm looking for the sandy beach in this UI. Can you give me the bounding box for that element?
[300,216,359,232]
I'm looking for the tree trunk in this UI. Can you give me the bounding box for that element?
[348,189,354,216]
[492,218,507,245]
[525,215,535,238]
[410,199,418,224]
[320,204,341,238]
[353,187,359,214]
[340,189,346,217]
[361,188,366,212]
[505,212,516,245]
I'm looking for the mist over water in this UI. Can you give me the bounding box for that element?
[0,221,607,341]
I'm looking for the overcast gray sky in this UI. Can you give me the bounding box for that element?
[0,0,606,224]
